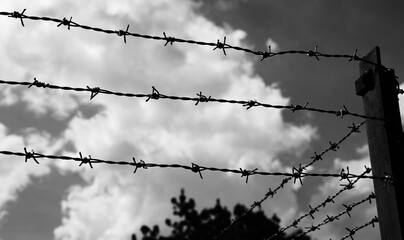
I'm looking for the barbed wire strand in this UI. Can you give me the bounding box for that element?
[213,121,370,239]
[339,216,379,240]
[0,78,383,121]
[292,192,376,239]
[0,10,390,70]
[268,165,373,239]
[0,149,388,181]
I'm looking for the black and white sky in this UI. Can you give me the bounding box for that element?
[1,0,404,240]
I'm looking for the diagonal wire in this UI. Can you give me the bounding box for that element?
[213,121,368,239]
[268,166,373,239]
[291,192,376,239]
[0,78,383,121]
[339,216,379,240]
[0,10,390,69]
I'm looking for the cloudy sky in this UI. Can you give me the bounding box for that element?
[1,0,404,240]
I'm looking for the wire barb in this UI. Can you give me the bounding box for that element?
[311,152,323,161]
[290,102,309,113]
[260,45,274,61]
[133,157,147,174]
[87,86,101,100]
[191,163,203,179]
[307,45,320,60]
[78,152,93,168]
[195,91,211,105]
[305,223,320,232]
[329,141,340,151]
[265,188,275,198]
[348,122,361,133]
[292,164,305,185]
[28,77,48,88]
[337,105,350,118]
[243,100,259,110]
[340,167,350,181]
[343,204,353,218]
[8,8,26,27]
[145,86,160,102]
[322,196,335,207]
[163,32,175,46]
[308,205,318,219]
[349,49,360,62]
[24,147,39,164]
[116,24,130,43]
[213,36,227,55]
[57,16,73,30]
[240,168,258,183]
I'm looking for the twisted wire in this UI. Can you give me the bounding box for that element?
[213,121,369,239]
[0,10,390,69]
[292,192,376,239]
[0,78,382,121]
[0,149,388,181]
[339,216,379,240]
[268,165,373,239]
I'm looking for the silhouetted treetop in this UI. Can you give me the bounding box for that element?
[132,189,310,240]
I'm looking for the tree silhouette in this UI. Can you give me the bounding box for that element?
[132,189,310,240]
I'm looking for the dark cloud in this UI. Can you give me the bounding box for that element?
[0,168,83,240]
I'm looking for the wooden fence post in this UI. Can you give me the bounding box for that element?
[355,46,404,240]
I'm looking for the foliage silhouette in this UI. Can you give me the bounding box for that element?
[132,189,310,240]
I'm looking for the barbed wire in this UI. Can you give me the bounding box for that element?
[0,148,389,182]
[0,10,388,240]
[268,165,373,239]
[0,9,390,70]
[339,216,379,240]
[213,121,377,239]
[0,78,383,121]
[292,192,376,239]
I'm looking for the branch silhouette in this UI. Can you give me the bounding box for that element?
[132,189,311,240]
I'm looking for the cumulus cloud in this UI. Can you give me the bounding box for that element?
[0,0,317,239]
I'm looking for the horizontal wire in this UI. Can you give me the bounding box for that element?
[214,121,380,240]
[292,192,376,239]
[268,166,373,239]
[0,148,388,181]
[0,10,390,70]
[0,10,387,239]
[0,78,383,121]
